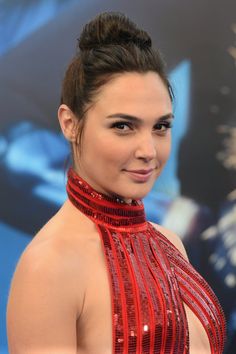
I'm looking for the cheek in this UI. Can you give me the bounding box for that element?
[158,138,171,161]
[93,135,130,164]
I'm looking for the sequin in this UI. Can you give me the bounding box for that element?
[67,168,226,354]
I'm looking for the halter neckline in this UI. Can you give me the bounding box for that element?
[66,167,147,229]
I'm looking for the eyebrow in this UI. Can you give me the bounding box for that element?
[106,112,174,122]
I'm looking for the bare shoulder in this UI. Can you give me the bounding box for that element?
[7,211,87,353]
[11,210,88,312]
[149,222,189,261]
[16,225,86,289]
[20,199,96,282]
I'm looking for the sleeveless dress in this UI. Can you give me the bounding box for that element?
[66,168,226,354]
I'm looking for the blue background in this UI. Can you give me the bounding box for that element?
[1,1,235,352]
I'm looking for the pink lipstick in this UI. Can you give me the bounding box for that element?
[124,168,154,182]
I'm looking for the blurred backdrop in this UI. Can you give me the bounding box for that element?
[0,0,235,353]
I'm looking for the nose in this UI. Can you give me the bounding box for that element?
[134,134,157,162]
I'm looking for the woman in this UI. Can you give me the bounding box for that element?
[7,12,226,354]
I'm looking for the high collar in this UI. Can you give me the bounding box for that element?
[66,167,146,229]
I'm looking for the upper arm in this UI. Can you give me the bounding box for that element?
[7,242,84,354]
[150,222,189,261]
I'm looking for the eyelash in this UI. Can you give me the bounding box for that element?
[111,121,173,132]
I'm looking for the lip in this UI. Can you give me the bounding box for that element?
[127,169,154,174]
[124,168,154,182]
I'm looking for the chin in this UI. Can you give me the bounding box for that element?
[122,186,152,201]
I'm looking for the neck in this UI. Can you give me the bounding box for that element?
[66,167,146,229]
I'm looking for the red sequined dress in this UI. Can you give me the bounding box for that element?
[66,168,226,354]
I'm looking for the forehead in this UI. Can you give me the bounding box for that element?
[92,71,172,116]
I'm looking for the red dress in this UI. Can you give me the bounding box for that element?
[66,168,226,354]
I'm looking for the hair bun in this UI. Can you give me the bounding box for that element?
[78,12,152,51]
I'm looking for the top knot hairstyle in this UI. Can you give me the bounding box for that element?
[61,12,173,145]
[78,12,152,50]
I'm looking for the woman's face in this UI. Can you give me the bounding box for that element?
[73,71,173,203]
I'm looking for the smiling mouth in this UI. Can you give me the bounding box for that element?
[127,169,154,174]
[124,169,154,182]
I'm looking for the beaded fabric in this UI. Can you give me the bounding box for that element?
[66,167,226,354]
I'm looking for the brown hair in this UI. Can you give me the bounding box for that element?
[61,11,173,158]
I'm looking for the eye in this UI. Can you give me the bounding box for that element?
[111,121,132,131]
[154,121,173,132]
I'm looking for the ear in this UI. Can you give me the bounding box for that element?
[58,104,78,142]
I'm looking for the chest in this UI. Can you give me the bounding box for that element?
[76,228,211,354]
